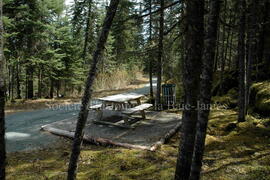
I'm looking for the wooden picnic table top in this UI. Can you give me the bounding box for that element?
[98,93,145,103]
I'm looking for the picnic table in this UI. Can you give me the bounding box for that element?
[90,93,153,128]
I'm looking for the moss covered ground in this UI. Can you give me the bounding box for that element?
[250,81,270,116]
[6,109,270,180]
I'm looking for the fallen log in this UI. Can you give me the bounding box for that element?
[41,121,181,151]
[41,125,152,151]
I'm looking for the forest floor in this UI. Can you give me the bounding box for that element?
[6,109,270,180]
[5,77,149,115]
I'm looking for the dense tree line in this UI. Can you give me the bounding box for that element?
[175,0,270,179]
[1,0,148,100]
[0,0,270,179]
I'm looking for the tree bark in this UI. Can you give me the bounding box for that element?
[0,0,6,178]
[174,0,204,179]
[228,32,233,70]
[38,67,42,98]
[148,0,154,101]
[224,11,232,65]
[16,61,21,99]
[155,0,164,106]
[257,0,269,69]
[82,0,93,63]
[262,0,270,79]
[189,0,221,179]
[67,0,120,179]
[11,65,14,101]
[219,0,227,95]
[214,27,220,72]
[26,67,34,99]
[50,78,54,99]
[8,66,10,100]
[25,0,37,99]
[246,0,259,109]
[237,0,246,122]
[56,80,60,98]
[228,12,235,71]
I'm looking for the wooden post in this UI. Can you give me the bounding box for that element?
[136,98,146,119]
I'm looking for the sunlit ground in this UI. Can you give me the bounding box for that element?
[6,109,270,180]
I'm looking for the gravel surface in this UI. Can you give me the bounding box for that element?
[6,78,157,152]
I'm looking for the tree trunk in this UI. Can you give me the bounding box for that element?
[261,0,270,77]
[214,27,220,72]
[228,17,234,71]
[174,0,204,179]
[219,0,227,95]
[25,70,28,99]
[257,0,269,67]
[238,0,246,122]
[11,65,14,101]
[228,32,233,70]
[0,0,6,178]
[50,78,54,99]
[25,1,37,100]
[56,80,60,98]
[16,61,21,99]
[8,66,10,100]
[26,67,34,99]
[224,12,232,65]
[155,0,164,106]
[246,0,259,109]
[82,0,93,63]
[38,67,42,98]
[148,0,154,101]
[189,0,221,179]
[223,10,234,70]
[67,0,120,179]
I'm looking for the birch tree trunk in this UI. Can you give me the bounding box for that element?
[0,0,6,178]
[189,0,221,179]
[67,0,120,179]
[174,0,204,179]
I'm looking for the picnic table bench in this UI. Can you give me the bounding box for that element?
[90,93,153,128]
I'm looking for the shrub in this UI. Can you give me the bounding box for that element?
[94,65,143,91]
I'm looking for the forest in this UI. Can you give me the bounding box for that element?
[0,0,270,179]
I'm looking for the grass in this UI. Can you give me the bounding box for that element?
[6,109,270,180]
[94,66,143,91]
